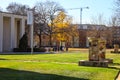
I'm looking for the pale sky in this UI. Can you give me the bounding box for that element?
[0,0,116,24]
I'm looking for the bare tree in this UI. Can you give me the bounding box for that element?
[108,16,120,47]
[6,2,29,15]
[114,0,120,25]
[108,16,119,26]
[34,2,48,47]
[0,7,2,12]
[115,0,120,14]
[89,14,109,40]
[90,14,106,25]
[35,1,64,46]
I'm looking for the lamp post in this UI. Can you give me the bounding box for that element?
[27,8,35,54]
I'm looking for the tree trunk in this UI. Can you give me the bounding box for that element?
[49,33,52,46]
[72,36,74,47]
[38,31,42,47]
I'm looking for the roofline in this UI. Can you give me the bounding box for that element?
[72,24,106,26]
[0,11,27,17]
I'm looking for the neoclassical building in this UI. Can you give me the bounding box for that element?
[0,12,27,52]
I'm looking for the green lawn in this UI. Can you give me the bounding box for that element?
[0,49,119,80]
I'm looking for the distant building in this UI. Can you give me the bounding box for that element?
[0,12,27,52]
[76,24,107,48]
[111,26,120,46]
[75,24,120,48]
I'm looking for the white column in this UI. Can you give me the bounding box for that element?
[20,18,25,38]
[11,16,15,50]
[0,13,3,52]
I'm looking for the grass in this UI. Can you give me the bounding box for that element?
[0,48,119,80]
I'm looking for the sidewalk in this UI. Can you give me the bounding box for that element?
[115,71,120,80]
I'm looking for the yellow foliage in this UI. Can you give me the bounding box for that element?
[48,11,78,42]
[53,11,72,28]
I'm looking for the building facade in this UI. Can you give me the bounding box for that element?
[0,12,27,52]
[76,24,120,48]
[110,26,120,47]
[77,24,107,48]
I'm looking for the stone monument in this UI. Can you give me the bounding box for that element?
[79,37,113,67]
[111,44,120,53]
[88,37,106,61]
[114,44,119,53]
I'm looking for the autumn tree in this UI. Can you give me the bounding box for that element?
[53,11,78,47]
[6,2,29,15]
[67,24,79,47]
[53,11,71,45]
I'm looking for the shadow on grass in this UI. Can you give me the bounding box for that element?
[108,63,120,70]
[0,68,89,80]
[108,66,120,70]
[0,52,48,55]
[115,70,120,80]
[112,63,120,66]
[0,58,8,60]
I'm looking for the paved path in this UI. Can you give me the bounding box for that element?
[116,71,120,80]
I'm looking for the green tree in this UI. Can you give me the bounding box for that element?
[19,32,28,50]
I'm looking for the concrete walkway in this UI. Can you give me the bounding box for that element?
[116,71,120,80]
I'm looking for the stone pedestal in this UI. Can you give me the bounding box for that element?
[105,58,113,63]
[79,60,108,67]
[79,37,113,67]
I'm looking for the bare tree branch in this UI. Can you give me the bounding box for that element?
[6,2,30,15]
